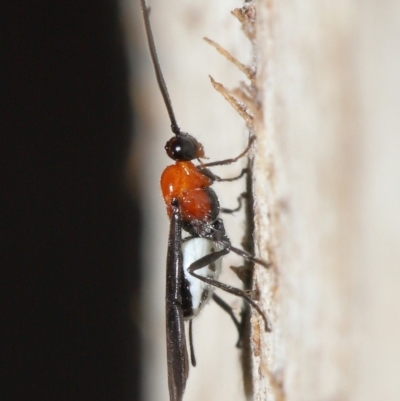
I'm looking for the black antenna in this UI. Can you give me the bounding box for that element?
[140,0,181,135]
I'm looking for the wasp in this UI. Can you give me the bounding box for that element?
[140,1,270,400]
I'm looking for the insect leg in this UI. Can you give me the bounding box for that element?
[214,168,248,182]
[199,135,255,168]
[188,320,196,367]
[199,167,248,183]
[228,245,270,269]
[220,193,246,214]
[212,293,242,347]
[187,252,271,332]
[197,164,248,183]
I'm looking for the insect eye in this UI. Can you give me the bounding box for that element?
[165,135,204,161]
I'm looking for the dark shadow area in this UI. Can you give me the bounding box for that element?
[1,1,141,400]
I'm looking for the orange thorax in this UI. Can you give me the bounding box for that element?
[161,161,213,222]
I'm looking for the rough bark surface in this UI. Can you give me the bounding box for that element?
[252,0,400,400]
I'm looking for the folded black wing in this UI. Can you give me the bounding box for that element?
[166,200,189,401]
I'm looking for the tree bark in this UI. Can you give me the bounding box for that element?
[252,0,400,400]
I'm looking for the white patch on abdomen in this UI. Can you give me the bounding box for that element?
[182,237,224,319]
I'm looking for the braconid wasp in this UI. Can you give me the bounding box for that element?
[140,1,271,400]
